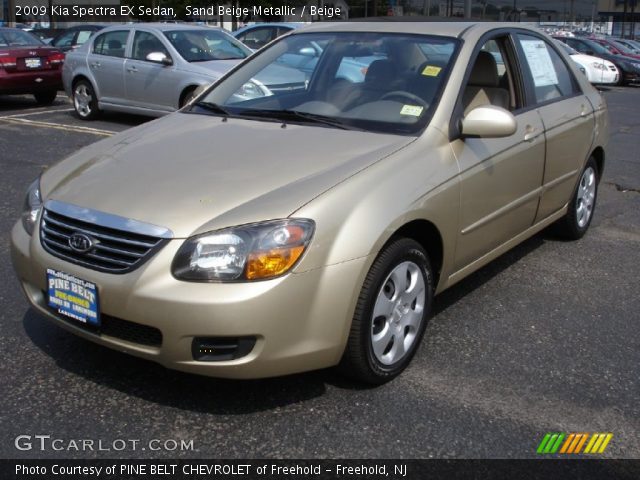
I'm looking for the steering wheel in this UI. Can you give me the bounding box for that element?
[380,91,428,107]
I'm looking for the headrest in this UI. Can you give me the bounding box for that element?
[468,51,500,87]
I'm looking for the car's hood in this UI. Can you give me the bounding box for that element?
[571,53,607,66]
[182,59,242,79]
[41,113,414,238]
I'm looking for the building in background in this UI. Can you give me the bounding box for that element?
[598,0,639,37]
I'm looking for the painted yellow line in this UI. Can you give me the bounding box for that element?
[0,117,114,136]
[2,108,74,118]
[597,433,613,453]
[590,433,606,453]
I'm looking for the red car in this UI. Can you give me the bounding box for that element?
[0,27,64,105]
[592,37,640,61]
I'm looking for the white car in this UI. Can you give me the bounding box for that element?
[556,41,618,85]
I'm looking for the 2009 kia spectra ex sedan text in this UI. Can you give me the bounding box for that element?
[11,23,608,384]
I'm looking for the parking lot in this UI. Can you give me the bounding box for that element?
[1,86,639,459]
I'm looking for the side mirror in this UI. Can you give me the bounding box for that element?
[461,106,517,138]
[146,52,173,66]
[298,47,317,57]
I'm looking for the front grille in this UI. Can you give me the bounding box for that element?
[609,65,617,71]
[45,299,163,347]
[40,208,167,274]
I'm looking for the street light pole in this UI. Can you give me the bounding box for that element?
[7,0,16,26]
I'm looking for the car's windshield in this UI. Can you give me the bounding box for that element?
[0,29,43,47]
[194,32,458,135]
[164,30,250,61]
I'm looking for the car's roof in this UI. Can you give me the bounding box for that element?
[293,21,526,38]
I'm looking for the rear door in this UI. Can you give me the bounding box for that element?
[514,33,595,221]
[87,29,130,105]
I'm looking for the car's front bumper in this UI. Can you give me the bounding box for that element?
[10,219,368,379]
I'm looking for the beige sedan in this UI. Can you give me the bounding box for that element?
[11,22,608,384]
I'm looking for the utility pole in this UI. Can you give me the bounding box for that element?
[7,0,15,26]
[623,0,629,38]
[464,0,471,18]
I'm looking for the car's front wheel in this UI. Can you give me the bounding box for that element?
[553,156,599,240]
[339,238,433,384]
[73,80,100,120]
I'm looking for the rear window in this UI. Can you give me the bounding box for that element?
[0,29,43,47]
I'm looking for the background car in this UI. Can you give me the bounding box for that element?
[555,40,619,85]
[610,38,640,55]
[49,25,104,53]
[0,27,64,104]
[63,23,253,119]
[554,36,640,85]
[232,22,300,50]
[591,37,640,60]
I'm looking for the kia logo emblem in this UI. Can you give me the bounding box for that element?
[68,233,93,253]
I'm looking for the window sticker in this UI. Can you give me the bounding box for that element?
[520,39,559,87]
[400,105,424,116]
[421,65,442,77]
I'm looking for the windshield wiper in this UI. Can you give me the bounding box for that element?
[238,109,358,130]
[192,101,231,116]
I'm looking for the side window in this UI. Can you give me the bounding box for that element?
[462,36,520,115]
[76,30,93,46]
[517,34,579,104]
[238,27,274,50]
[131,31,169,61]
[92,30,128,58]
[53,30,75,48]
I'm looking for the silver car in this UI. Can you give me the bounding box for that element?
[62,23,252,119]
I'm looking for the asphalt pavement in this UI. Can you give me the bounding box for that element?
[0,89,638,459]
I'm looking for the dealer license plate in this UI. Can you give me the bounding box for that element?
[46,268,100,326]
[25,57,41,69]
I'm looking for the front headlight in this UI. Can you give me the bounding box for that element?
[21,178,42,236]
[591,62,607,71]
[172,219,315,282]
[239,80,266,98]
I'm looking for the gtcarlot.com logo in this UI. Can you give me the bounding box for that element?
[537,433,613,455]
[14,435,194,452]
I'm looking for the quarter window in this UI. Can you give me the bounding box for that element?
[93,30,128,58]
[517,34,579,104]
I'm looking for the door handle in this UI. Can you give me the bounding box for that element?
[90,62,101,68]
[126,66,138,73]
[580,104,589,117]
[524,125,537,142]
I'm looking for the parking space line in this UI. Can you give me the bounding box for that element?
[1,108,74,119]
[0,117,115,136]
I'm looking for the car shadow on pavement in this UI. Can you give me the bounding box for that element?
[22,309,328,414]
[22,230,551,406]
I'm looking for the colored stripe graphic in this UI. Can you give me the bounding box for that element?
[537,433,612,454]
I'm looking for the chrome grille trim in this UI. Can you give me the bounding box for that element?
[40,201,172,274]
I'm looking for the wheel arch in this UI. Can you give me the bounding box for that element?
[383,219,445,291]
[591,146,605,181]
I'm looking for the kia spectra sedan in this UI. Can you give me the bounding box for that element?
[11,23,608,384]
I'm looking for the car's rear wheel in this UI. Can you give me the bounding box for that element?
[73,80,100,120]
[33,90,57,105]
[339,238,433,384]
[553,156,599,240]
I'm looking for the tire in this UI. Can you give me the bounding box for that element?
[33,90,57,105]
[339,238,434,384]
[179,87,197,108]
[72,79,100,120]
[552,156,599,240]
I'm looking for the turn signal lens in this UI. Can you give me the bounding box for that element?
[247,246,305,280]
